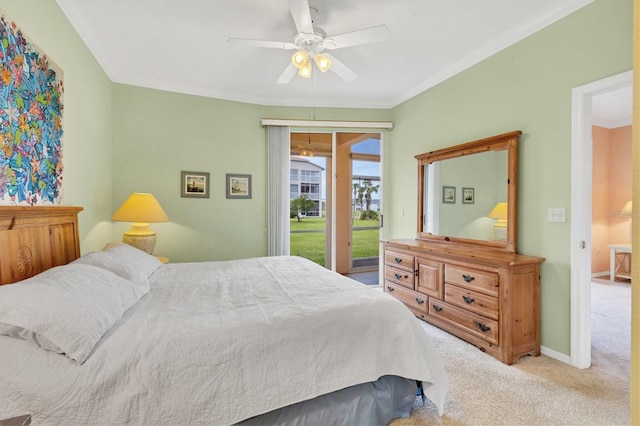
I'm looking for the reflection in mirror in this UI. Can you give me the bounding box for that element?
[487,202,508,240]
[416,130,520,252]
[423,150,508,242]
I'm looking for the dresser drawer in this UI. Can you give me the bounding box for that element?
[429,299,498,345]
[385,250,414,273]
[445,284,499,320]
[384,282,428,314]
[384,266,414,289]
[445,264,499,296]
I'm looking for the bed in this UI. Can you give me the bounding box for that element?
[0,206,448,425]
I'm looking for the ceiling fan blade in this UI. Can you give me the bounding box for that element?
[228,37,296,50]
[324,25,390,50]
[288,0,314,35]
[277,63,298,84]
[325,54,358,82]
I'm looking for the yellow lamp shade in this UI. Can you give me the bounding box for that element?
[487,202,508,220]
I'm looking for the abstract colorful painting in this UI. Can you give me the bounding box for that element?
[0,10,63,205]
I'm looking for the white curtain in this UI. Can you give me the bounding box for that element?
[267,126,291,256]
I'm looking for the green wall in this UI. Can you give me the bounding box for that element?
[3,0,632,357]
[0,0,113,252]
[387,0,632,355]
[111,84,390,262]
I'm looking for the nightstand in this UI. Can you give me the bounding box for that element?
[0,414,31,426]
[608,244,631,281]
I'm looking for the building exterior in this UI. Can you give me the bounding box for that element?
[290,156,324,217]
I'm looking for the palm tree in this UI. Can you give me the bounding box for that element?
[362,180,379,213]
[352,182,366,212]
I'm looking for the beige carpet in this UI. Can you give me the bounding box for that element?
[392,279,631,425]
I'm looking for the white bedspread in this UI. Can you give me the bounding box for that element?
[0,256,448,425]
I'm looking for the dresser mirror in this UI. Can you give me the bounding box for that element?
[416,131,521,253]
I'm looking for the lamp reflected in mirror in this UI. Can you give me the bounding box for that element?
[488,202,508,241]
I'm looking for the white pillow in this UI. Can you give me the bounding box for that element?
[0,263,147,364]
[73,243,162,290]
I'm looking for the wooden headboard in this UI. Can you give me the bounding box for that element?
[0,206,83,285]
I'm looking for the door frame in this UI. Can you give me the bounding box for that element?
[570,69,632,369]
[332,131,383,276]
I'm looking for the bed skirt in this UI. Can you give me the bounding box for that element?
[239,375,418,425]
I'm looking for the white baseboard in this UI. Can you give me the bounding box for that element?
[540,345,572,365]
[591,272,609,279]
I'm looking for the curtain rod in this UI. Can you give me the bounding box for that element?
[261,118,393,130]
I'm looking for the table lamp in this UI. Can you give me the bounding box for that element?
[112,193,169,254]
[622,199,632,242]
[488,202,508,241]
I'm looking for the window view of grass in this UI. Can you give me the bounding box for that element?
[290,218,380,266]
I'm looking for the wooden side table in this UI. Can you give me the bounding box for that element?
[609,244,632,281]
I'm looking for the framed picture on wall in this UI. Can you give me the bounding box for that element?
[462,187,475,204]
[181,171,210,198]
[226,174,252,199]
[442,186,456,204]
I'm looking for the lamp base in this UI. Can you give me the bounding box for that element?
[122,223,156,254]
[493,223,507,241]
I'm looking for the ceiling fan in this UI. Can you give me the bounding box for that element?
[228,0,389,84]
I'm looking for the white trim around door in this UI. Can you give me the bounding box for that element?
[570,69,632,369]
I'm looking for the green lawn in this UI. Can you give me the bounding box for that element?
[290,217,379,266]
[290,232,326,265]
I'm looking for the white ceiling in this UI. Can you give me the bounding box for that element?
[56,0,596,109]
[592,86,633,129]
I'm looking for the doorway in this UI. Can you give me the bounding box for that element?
[289,131,383,282]
[570,70,632,368]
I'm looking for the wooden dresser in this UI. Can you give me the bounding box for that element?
[383,238,544,365]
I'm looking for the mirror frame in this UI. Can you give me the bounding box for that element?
[415,131,521,253]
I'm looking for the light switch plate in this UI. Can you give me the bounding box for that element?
[548,207,567,223]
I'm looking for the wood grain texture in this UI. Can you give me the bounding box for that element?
[0,206,83,285]
[383,239,544,365]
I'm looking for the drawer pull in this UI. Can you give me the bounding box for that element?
[462,295,475,304]
[432,304,443,312]
[462,274,475,283]
[386,286,395,292]
[394,273,409,280]
[415,297,425,305]
[476,322,491,333]
[394,257,403,264]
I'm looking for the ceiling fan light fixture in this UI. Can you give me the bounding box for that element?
[298,60,312,78]
[314,53,331,73]
[291,50,309,69]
